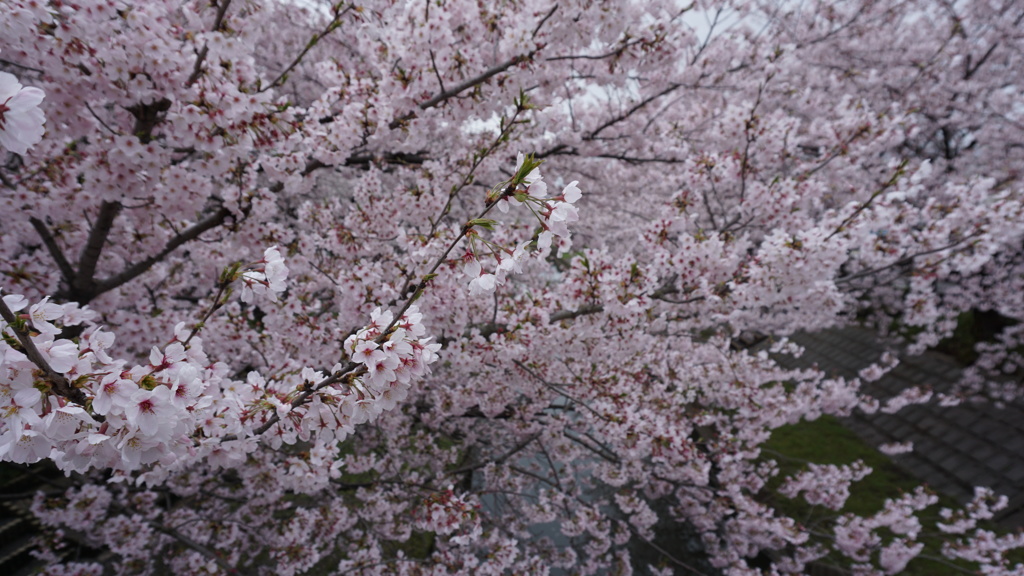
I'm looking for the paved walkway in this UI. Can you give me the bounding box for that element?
[766,327,1024,527]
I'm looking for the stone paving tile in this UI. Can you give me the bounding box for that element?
[769,327,1024,528]
[968,443,998,463]
[902,409,928,424]
[949,410,982,428]
[1007,466,1024,484]
[1004,435,1024,453]
[938,427,964,445]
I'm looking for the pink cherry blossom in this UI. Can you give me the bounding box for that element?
[124,386,175,438]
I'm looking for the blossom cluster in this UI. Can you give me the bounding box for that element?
[779,460,873,511]
[938,487,1009,534]
[463,153,582,296]
[833,488,937,573]
[0,247,291,473]
[495,154,582,256]
[414,486,483,546]
[337,306,441,423]
[240,246,289,303]
[0,255,440,478]
[0,292,220,472]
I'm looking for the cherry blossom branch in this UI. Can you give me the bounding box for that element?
[913,553,981,574]
[534,144,687,165]
[247,360,361,436]
[800,124,874,179]
[0,57,43,75]
[738,82,767,204]
[91,206,232,300]
[426,101,527,237]
[447,433,541,475]
[824,159,908,241]
[385,5,557,129]
[509,464,559,488]
[386,204,501,333]
[443,302,603,347]
[536,438,565,488]
[548,304,603,323]
[187,0,234,87]
[270,159,328,193]
[343,151,428,169]
[428,50,447,95]
[836,232,984,285]
[150,520,244,575]
[649,281,706,306]
[182,270,235,347]
[262,4,353,91]
[562,429,620,464]
[84,102,121,136]
[627,523,710,576]
[964,42,999,80]
[587,82,682,139]
[512,360,613,423]
[545,37,647,62]
[531,4,559,38]
[594,153,686,164]
[387,54,536,130]
[127,98,172,144]
[0,296,92,408]
[248,158,536,438]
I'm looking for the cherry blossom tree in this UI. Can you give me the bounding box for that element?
[2,0,1023,575]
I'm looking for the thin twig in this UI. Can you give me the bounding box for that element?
[549,304,603,323]
[448,433,541,475]
[428,50,448,95]
[150,521,243,575]
[824,159,907,241]
[387,54,533,131]
[183,275,234,346]
[587,82,682,139]
[531,5,559,38]
[187,0,234,86]
[92,206,232,299]
[0,58,44,74]
[84,102,121,136]
[546,38,646,62]
[512,359,613,423]
[836,232,983,285]
[263,5,352,91]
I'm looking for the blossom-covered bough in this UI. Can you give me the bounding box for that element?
[2,0,1024,575]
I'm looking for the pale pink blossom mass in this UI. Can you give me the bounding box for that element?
[1,0,1024,574]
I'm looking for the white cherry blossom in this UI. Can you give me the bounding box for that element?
[0,71,45,154]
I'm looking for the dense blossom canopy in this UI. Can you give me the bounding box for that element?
[2,0,1024,574]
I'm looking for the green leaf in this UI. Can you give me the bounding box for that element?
[467,218,498,230]
[512,153,543,185]
[220,262,243,284]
